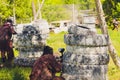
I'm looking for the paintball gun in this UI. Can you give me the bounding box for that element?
[56,48,65,63]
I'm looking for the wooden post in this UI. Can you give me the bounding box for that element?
[95,0,120,68]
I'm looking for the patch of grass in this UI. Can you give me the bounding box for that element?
[107,29,120,80]
[108,29,120,56]
[0,67,31,80]
[97,28,120,80]
[47,31,67,53]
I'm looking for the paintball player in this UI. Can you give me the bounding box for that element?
[0,18,17,67]
[29,46,65,80]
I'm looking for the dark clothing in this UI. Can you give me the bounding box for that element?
[0,26,12,51]
[0,22,16,62]
[30,54,64,80]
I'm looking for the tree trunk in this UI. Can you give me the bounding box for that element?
[32,0,36,21]
[95,0,120,68]
[35,0,45,20]
[13,5,16,25]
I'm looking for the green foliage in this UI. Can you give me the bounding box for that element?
[0,0,12,19]
[15,0,32,23]
[45,0,64,4]
[0,0,32,23]
[42,0,95,22]
[0,0,96,23]
[103,0,120,27]
[64,0,74,4]
[63,0,95,10]
[42,4,71,22]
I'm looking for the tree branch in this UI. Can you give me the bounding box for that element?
[95,0,120,68]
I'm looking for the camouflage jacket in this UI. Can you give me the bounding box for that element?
[30,54,62,80]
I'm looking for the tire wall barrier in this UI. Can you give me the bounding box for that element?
[13,19,49,66]
[62,25,109,80]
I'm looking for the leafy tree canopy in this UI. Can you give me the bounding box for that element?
[0,0,119,24]
[103,0,120,26]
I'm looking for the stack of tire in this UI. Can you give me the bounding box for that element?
[62,24,109,80]
[14,19,49,67]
